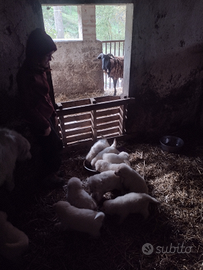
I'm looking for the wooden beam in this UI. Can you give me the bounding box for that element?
[56,97,135,116]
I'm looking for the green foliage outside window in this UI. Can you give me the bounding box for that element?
[42,5,126,41]
[42,6,79,39]
[42,6,56,38]
[96,5,126,41]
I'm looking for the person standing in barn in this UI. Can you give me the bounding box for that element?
[17,28,64,188]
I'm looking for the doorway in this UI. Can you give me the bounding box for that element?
[41,3,134,148]
[41,4,133,103]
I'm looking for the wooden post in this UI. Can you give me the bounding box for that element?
[90,98,97,141]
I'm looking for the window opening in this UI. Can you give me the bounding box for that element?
[42,4,126,102]
[42,5,81,40]
[96,5,126,41]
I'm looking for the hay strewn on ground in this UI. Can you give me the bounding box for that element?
[1,138,203,270]
[54,88,123,103]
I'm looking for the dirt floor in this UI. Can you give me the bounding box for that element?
[1,134,203,270]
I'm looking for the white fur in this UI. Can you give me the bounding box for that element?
[54,201,105,237]
[66,177,97,210]
[0,128,31,191]
[102,151,130,165]
[115,163,148,194]
[95,160,129,173]
[101,192,159,223]
[0,211,29,261]
[86,170,122,202]
[86,139,110,162]
[91,139,119,167]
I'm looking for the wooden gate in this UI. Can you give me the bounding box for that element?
[56,95,134,150]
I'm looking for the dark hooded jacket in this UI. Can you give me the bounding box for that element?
[17,28,57,134]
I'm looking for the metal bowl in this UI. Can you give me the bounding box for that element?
[83,159,98,173]
[160,136,184,153]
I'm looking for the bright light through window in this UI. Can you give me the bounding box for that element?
[42,5,80,40]
[42,5,126,41]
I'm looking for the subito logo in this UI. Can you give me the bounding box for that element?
[142,243,154,255]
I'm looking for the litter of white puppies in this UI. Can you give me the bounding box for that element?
[54,138,160,237]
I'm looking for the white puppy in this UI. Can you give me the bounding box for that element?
[54,201,105,238]
[91,139,119,167]
[86,139,110,162]
[66,177,97,210]
[0,128,31,191]
[102,151,130,165]
[0,211,29,261]
[101,192,159,223]
[95,160,128,173]
[86,170,122,202]
[115,163,148,194]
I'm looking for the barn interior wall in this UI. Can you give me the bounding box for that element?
[51,40,103,96]
[50,5,104,97]
[0,0,203,141]
[0,0,44,128]
[0,1,45,93]
[127,0,203,140]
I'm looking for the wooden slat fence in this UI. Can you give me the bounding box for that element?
[101,40,125,91]
[56,95,134,150]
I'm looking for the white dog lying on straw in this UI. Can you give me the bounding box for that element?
[0,128,31,191]
[54,201,105,238]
